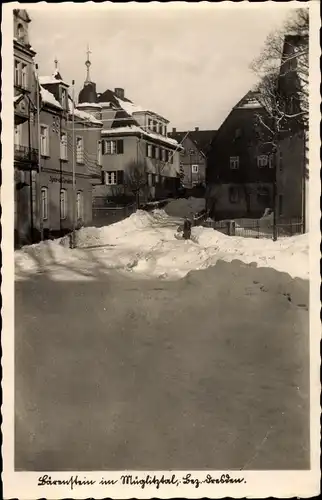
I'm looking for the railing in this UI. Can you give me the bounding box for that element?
[200,216,304,239]
[14,145,38,164]
[92,203,136,228]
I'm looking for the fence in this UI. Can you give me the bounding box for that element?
[92,204,136,228]
[199,216,304,239]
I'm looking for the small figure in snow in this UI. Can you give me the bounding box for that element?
[183,217,192,240]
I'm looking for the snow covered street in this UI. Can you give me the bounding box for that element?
[15,209,309,282]
[15,208,309,471]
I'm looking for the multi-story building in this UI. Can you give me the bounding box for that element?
[37,69,102,237]
[168,127,216,189]
[76,55,183,206]
[13,10,103,246]
[13,9,38,246]
[206,91,275,220]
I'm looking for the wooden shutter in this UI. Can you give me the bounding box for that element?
[101,170,105,185]
[117,170,124,185]
[101,140,106,155]
[117,140,124,154]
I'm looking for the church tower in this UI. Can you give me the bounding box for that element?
[77,45,102,119]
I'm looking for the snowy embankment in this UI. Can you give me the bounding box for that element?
[15,209,309,281]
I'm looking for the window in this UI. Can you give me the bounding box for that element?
[60,189,67,220]
[230,156,239,169]
[192,164,199,173]
[257,155,268,168]
[148,119,152,130]
[164,126,167,137]
[17,23,25,42]
[151,145,156,159]
[76,136,84,164]
[257,186,270,200]
[60,132,68,160]
[40,125,49,156]
[102,139,124,155]
[61,88,67,108]
[14,60,20,86]
[97,140,102,166]
[76,191,83,220]
[158,123,163,135]
[14,124,22,146]
[41,187,48,220]
[104,172,117,185]
[21,63,27,88]
[153,121,157,133]
[229,187,239,204]
[147,144,152,158]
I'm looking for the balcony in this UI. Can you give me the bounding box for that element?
[14,145,38,167]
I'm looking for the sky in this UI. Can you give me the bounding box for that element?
[27,3,293,131]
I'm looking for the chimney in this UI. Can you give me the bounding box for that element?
[195,127,199,132]
[172,127,176,133]
[114,87,124,100]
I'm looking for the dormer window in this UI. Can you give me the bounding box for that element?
[17,23,25,43]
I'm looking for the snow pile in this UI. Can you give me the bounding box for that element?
[165,197,206,218]
[15,210,309,282]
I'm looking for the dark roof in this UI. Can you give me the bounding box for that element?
[169,129,217,155]
[98,89,139,128]
[78,81,97,104]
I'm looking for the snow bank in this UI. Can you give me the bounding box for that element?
[165,197,206,218]
[15,210,309,282]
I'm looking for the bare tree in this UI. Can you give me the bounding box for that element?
[124,159,148,208]
[251,8,308,138]
[250,8,309,238]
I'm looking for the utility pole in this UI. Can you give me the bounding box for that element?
[71,79,76,248]
[35,63,43,241]
[273,144,279,242]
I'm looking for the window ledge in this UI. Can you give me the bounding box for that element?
[41,154,50,158]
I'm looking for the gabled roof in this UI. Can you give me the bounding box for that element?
[234,90,263,110]
[14,9,31,23]
[169,129,217,155]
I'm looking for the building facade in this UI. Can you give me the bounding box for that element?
[206,91,275,220]
[13,9,38,246]
[168,128,216,189]
[76,56,183,206]
[37,72,102,237]
[13,10,102,246]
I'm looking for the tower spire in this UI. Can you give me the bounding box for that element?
[85,44,92,83]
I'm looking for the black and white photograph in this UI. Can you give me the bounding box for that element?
[1,1,320,498]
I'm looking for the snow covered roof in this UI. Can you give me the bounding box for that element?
[40,86,62,110]
[39,70,69,87]
[67,96,102,125]
[77,102,102,109]
[101,125,183,149]
[234,93,262,110]
[115,97,147,115]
